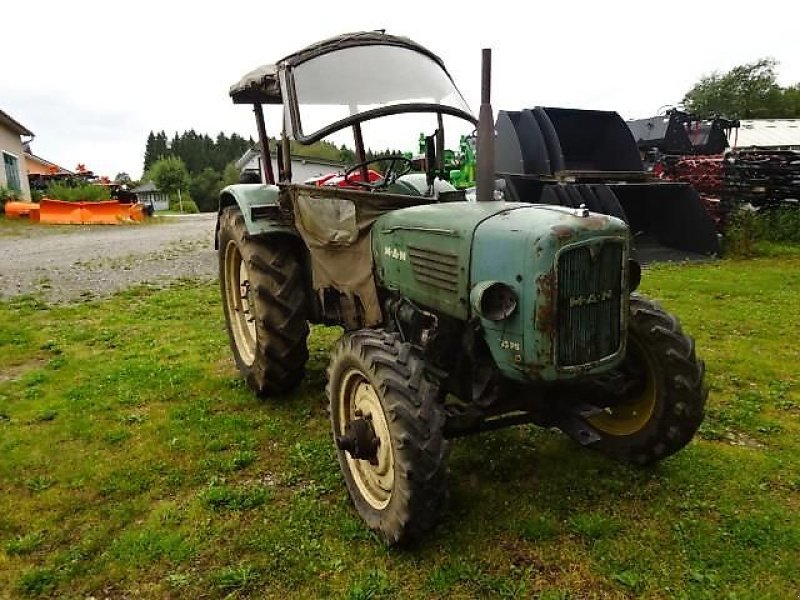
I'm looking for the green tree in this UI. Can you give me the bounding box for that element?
[143,130,170,173]
[189,167,224,212]
[223,162,241,186]
[150,156,189,199]
[114,172,132,185]
[683,58,800,119]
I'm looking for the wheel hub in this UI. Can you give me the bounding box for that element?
[239,278,256,324]
[337,372,395,510]
[336,414,380,465]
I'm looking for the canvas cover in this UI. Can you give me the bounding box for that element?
[287,185,427,328]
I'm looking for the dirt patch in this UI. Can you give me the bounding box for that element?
[0,214,217,304]
[0,358,48,383]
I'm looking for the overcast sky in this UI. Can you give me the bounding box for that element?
[3,0,799,179]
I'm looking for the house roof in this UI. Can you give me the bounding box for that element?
[0,109,33,137]
[24,152,73,175]
[732,119,800,149]
[131,181,159,193]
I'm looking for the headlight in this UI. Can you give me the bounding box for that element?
[470,281,518,320]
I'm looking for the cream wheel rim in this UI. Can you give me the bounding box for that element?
[224,240,257,366]
[338,368,394,510]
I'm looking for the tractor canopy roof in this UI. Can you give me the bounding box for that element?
[230,31,475,143]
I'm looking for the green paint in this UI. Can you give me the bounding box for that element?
[374,201,629,381]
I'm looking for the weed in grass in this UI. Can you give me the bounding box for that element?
[99,469,154,498]
[424,560,483,595]
[108,529,195,565]
[121,412,146,425]
[339,514,377,541]
[200,483,271,511]
[611,568,644,593]
[480,569,532,599]
[166,572,192,588]
[518,513,560,542]
[286,438,340,492]
[568,512,622,541]
[33,409,57,422]
[229,449,258,470]
[211,564,262,593]
[17,567,57,596]
[5,531,45,555]
[539,590,570,600]
[345,568,394,600]
[102,429,131,445]
[24,475,54,493]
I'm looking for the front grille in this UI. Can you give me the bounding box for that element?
[408,245,459,293]
[556,241,624,367]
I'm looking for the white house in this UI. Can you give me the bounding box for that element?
[0,108,33,200]
[131,181,170,211]
[236,147,344,183]
[732,119,800,151]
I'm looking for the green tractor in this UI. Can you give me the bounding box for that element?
[217,32,707,544]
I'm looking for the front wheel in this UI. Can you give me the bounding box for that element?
[327,330,448,545]
[587,295,707,464]
[218,207,309,396]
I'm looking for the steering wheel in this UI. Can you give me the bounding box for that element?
[342,154,414,190]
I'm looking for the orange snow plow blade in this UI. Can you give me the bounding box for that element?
[38,199,145,225]
[3,202,40,219]
[126,203,146,222]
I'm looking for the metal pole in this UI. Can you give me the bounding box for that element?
[282,133,292,183]
[253,103,275,184]
[476,48,495,202]
[436,112,445,174]
[353,123,369,182]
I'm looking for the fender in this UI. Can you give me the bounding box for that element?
[215,183,299,248]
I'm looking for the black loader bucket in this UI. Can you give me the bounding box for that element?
[627,114,693,155]
[495,107,721,263]
[627,110,737,156]
[607,182,720,262]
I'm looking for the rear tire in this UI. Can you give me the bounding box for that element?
[327,330,448,545]
[587,294,707,464]
[219,207,309,396]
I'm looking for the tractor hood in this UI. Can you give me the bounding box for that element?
[373,201,629,321]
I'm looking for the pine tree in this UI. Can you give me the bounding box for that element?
[143,131,156,174]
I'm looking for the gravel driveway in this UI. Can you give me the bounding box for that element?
[0,214,218,303]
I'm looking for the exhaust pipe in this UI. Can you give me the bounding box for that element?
[476,48,495,202]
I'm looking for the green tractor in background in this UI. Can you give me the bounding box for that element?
[217,32,707,544]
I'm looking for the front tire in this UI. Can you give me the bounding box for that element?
[218,207,309,396]
[327,330,448,545]
[587,294,707,464]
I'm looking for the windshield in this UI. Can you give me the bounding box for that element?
[291,45,472,138]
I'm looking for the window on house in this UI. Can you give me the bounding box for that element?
[3,152,21,192]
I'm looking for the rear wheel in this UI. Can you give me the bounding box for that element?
[328,330,448,545]
[219,207,309,396]
[587,295,707,464]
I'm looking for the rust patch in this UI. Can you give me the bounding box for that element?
[580,214,611,229]
[550,224,574,240]
[536,269,557,337]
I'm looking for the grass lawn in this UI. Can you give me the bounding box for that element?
[0,249,798,598]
